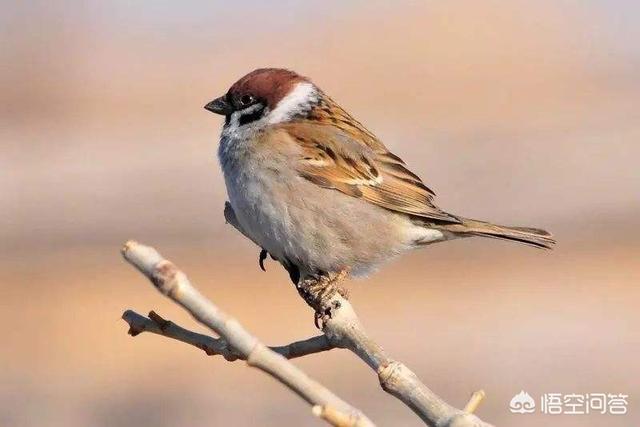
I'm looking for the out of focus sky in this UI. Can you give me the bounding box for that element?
[1,1,639,427]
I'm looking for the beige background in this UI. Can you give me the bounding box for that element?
[2,1,639,426]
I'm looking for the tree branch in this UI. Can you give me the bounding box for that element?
[120,238,494,427]
[122,310,334,360]
[302,289,494,427]
[121,240,374,427]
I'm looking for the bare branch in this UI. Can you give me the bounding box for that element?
[122,310,333,360]
[121,240,374,427]
[302,289,494,427]
[120,238,494,426]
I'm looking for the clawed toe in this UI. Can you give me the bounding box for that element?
[312,299,343,329]
[258,249,268,271]
[296,270,349,328]
[313,311,322,329]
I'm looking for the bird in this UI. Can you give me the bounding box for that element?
[205,68,554,286]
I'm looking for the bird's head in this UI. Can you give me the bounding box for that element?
[205,68,319,131]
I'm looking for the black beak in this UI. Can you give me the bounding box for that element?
[204,96,233,115]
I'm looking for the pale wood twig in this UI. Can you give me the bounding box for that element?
[122,310,334,361]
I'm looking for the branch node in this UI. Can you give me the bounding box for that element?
[148,310,171,332]
[377,360,406,392]
[152,261,181,296]
[127,326,142,336]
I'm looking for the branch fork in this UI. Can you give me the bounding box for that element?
[121,240,493,427]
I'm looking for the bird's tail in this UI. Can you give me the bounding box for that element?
[440,217,556,249]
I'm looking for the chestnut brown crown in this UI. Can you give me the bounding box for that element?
[229,68,308,109]
[205,68,309,116]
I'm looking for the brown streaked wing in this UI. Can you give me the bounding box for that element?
[273,121,460,223]
[306,95,437,196]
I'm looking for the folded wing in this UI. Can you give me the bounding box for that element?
[274,122,460,223]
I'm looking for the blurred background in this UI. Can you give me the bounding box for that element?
[2,1,639,426]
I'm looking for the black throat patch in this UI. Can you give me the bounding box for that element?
[238,104,266,126]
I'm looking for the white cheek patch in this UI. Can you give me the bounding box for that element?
[267,82,317,124]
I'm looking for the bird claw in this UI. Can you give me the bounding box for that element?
[314,311,322,329]
[313,298,343,329]
[297,271,349,329]
[258,249,268,271]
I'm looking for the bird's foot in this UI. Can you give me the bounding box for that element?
[296,270,349,329]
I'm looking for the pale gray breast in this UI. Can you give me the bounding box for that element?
[218,134,297,259]
[217,131,419,276]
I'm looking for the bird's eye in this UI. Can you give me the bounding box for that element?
[240,94,255,106]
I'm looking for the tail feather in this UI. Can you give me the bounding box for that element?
[441,217,556,249]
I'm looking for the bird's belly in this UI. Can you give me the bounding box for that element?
[222,157,414,277]
[226,175,293,260]
[223,162,304,262]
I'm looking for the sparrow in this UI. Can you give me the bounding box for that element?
[205,68,554,284]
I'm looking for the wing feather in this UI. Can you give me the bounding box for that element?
[272,118,459,223]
